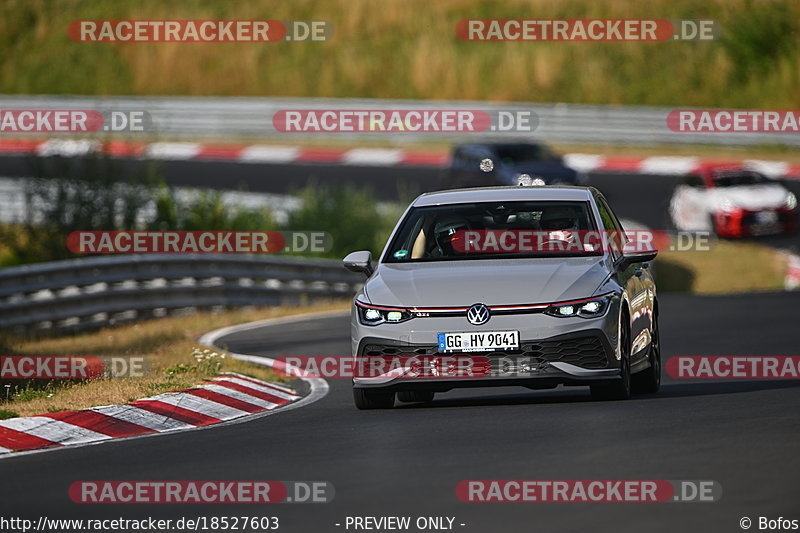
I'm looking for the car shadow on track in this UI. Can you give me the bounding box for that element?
[394,380,800,409]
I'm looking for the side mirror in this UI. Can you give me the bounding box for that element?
[343,250,373,276]
[619,248,658,270]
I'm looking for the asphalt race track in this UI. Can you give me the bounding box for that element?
[1,292,799,532]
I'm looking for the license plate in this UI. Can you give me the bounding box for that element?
[438,331,520,352]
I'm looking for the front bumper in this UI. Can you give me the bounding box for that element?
[715,208,798,237]
[352,326,621,391]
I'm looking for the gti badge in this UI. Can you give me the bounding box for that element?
[467,303,490,325]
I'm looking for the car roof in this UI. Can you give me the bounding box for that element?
[412,186,596,207]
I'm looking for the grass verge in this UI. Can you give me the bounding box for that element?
[655,240,788,294]
[0,301,349,418]
[2,0,799,108]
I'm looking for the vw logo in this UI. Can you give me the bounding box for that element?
[466,303,490,325]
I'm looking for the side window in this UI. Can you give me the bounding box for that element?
[595,195,625,259]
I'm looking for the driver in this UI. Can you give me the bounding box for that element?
[431,216,471,257]
[538,206,583,253]
[539,206,581,231]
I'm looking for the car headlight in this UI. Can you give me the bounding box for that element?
[545,295,610,319]
[356,302,414,326]
[785,192,797,210]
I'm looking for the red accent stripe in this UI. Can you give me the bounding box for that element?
[186,388,264,413]
[490,305,548,311]
[786,164,800,178]
[368,293,612,314]
[208,380,289,405]
[0,425,60,451]
[415,307,469,313]
[38,410,155,438]
[131,400,222,426]
[195,144,246,160]
[296,147,348,162]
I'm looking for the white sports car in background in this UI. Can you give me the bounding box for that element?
[669,164,798,237]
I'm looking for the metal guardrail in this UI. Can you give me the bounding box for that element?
[0,254,361,331]
[1,95,797,147]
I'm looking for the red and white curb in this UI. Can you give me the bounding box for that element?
[0,372,298,456]
[0,139,448,167]
[1,138,799,179]
[563,154,800,179]
[197,309,341,407]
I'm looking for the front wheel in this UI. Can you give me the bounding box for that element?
[633,312,661,394]
[353,388,395,410]
[591,313,631,401]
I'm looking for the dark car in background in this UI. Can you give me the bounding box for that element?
[441,142,586,189]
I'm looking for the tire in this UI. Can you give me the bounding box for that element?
[591,312,632,401]
[632,311,661,394]
[397,391,435,403]
[353,388,395,410]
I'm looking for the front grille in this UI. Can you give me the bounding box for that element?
[360,334,609,371]
[516,336,608,369]
[362,344,438,357]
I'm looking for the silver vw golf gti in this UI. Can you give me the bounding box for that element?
[343,186,660,409]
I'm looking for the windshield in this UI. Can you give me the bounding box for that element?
[495,145,560,165]
[384,201,601,262]
[712,171,771,187]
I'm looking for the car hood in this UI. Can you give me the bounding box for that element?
[707,184,789,211]
[364,257,609,307]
